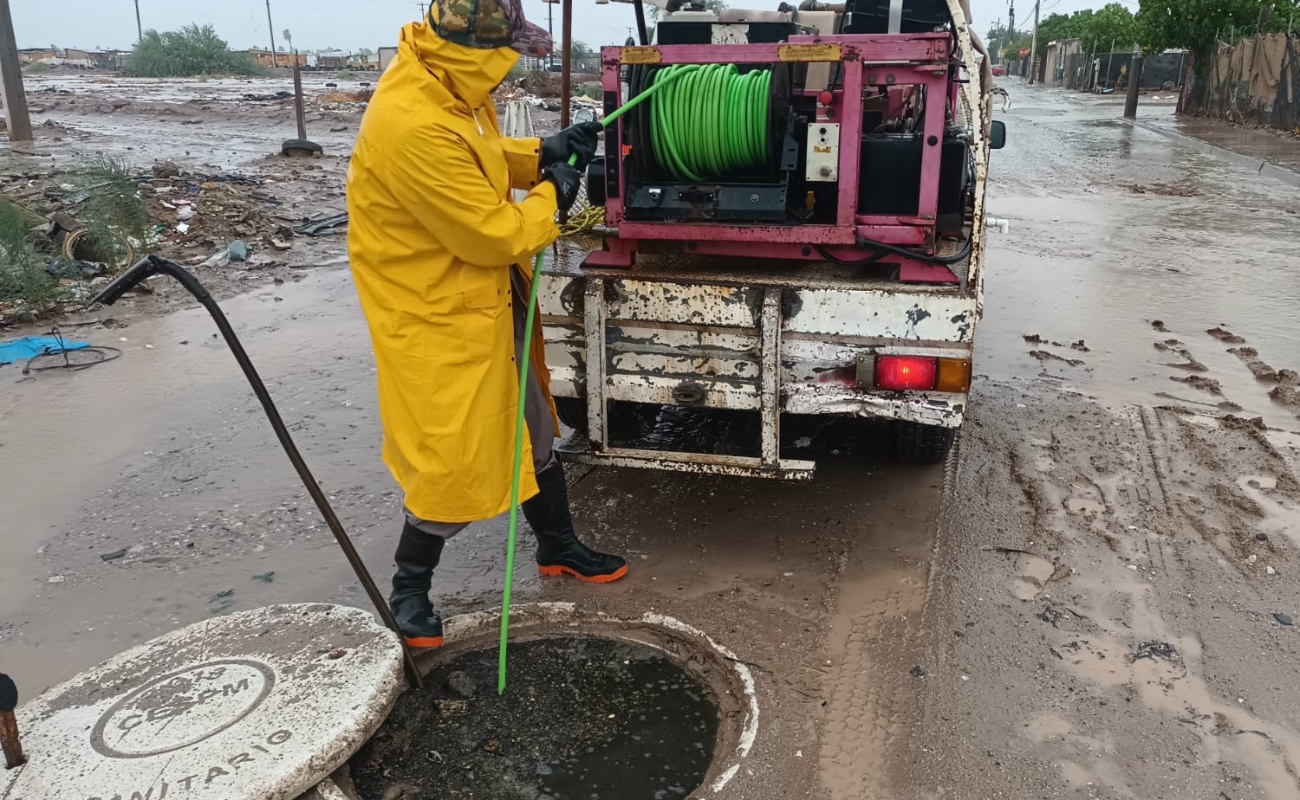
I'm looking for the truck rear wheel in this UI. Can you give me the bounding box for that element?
[890,421,956,464]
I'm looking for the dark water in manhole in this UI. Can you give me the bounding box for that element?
[350,636,720,800]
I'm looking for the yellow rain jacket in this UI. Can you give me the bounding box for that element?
[347,21,560,523]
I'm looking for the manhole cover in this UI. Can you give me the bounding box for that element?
[350,636,719,800]
[5,604,404,800]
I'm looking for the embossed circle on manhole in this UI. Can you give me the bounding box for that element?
[350,636,720,800]
[91,658,276,758]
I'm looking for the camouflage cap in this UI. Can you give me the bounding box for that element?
[430,0,553,58]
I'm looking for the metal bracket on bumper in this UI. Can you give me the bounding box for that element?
[556,279,816,480]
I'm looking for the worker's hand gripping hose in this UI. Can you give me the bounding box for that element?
[90,256,425,690]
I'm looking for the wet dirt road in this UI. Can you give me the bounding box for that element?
[3,83,1300,799]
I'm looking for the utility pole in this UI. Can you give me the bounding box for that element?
[265,0,279,68]
[418,2,426,18]
[134,0,143,42]
[1008,0,1015,42]
[0,0,33,143]
[1123,44,1143,118]
[548,2,555,70]
[1027,0,1040,85]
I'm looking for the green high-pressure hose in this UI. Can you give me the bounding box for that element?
[498,63,770,694]
[498,70,689,695]
[650,64,771,182]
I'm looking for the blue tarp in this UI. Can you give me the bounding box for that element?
[0,336,90,366]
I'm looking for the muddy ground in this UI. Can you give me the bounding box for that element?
[3,75,1300,798]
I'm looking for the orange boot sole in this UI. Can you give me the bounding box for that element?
[403,634,444,649]
[538,563,629,584]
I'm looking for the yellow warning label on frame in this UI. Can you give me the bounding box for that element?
[778,43,843,62]
[620,47,663,64]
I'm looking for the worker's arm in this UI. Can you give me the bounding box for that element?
[501,136,544,191]
[385,125,559,267]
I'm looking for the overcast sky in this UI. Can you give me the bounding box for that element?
[15,0,1118,53]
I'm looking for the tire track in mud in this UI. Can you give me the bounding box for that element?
[815,468,941,800]
[917,381,1300,799]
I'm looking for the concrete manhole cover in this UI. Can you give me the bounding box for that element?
[3,603,404,800]
[349,636,719,800]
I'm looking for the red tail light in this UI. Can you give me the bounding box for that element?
[875,356,938,391]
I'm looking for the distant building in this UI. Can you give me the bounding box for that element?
[17,48,58,64]
[1043,38,1084,88]
[316,53,351,70]
[378,47,398,71]
[348,52,380,70]
[248,48,308,68]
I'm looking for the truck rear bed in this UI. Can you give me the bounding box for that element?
[539,237,977,479]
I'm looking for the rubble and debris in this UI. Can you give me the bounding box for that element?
[296,212,349,236]
[1131,641,1182,665]
[228,240,249,262]
[1274,613,1294,627]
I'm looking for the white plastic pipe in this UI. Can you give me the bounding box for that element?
[985,216,1010,234]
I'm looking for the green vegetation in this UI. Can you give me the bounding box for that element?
[575,82,602,100]
[74,156,151,267]
[128,24,262,77]
[0,201,56,313]
[1136,0,1299,53]
[0,158,151,317]
[988,3,1138,60]
[22,61,51,74]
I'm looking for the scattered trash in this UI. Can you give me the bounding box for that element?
[296,212,349,236]
[228,240,249,262]
[436,699,470,717]
[210,589,236,613]
[0,335,89,366]
[252,571,275,583]
[1131,641,1181,664]
[47,575,65,584]
[909,665,926,678]
[176,206,196,221]
[1266,566,1277,575]
[99,548,127,562]
[1274,613,1294,627]
[1036,606,1064,627]
[175,222,189,234]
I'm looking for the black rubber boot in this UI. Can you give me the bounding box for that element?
[523,461,628,583]
[389,521,446,648]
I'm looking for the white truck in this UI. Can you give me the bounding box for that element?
[534,0,1001,479]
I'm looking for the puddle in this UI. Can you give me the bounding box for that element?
[350,636,719,800]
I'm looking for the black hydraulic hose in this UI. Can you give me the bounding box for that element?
[818,234,973,267]
[90,256,423,690]
[814,246,889,268]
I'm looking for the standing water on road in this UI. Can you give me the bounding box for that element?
[350,637,719,800]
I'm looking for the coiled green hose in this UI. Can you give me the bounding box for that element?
[649,64,772,182]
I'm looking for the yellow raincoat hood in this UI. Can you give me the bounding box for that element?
[346,20,561,523]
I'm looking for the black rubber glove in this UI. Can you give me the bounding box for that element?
[543,163,582,212]
[540,121,603,171]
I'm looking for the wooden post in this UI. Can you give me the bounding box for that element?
[0,673,25,770]
[293,54,307,140]
[0,0,33,143]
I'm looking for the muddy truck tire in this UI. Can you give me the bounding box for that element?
[890,420,956,464]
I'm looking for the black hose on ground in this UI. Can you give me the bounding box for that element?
[90,255,423,690]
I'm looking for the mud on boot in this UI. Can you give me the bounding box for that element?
[523,461,628,583]
[390,521,446,648]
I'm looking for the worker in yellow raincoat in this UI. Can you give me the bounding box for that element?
[347,0,627,649]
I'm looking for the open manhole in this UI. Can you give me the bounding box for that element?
[350,636,719,800]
